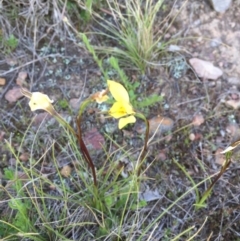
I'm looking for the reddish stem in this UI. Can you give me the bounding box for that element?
[76,116,97,187]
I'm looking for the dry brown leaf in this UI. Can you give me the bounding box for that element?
[60,165,72,177]
[5,87,23,103]
[215,148,225,165]
[17,172,29,180]
[16,71,28,87]
[225,99,240,109]
[0,77,6,85]
[189,58,223,80]
[192,114,205,126]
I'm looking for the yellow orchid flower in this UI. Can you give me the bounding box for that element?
[21,88,56,115]
[107,80,136,129]
[21,88,77,135]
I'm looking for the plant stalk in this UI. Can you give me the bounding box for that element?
[135,113,149,176]
[197,152,232,208]
[77,99,97,187]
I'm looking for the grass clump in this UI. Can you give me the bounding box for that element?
[0,33,18,54]
[0,82,150,240]
[92,0,167,73]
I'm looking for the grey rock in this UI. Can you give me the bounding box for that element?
[228,77,240,86]
[210,0,232,13]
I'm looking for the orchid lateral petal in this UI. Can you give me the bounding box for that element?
[118,115,136,129]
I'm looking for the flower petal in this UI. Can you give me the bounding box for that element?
[91,89,109,104]
[109,101,134,118]
[109,102,126,118]
[96,95,109,104]
[119,115,136,129]
[107,80,129,103]
[29,92,55,114]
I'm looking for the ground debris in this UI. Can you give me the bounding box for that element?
[210,0,232,13]
[189,58,223,80]
[4,86,23,102]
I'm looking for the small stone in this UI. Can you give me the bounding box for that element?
[137,116,174,136]
[192,114,205,126]
[5,87,23,103]
[210,0,232,13]
[225,99,240,109]
[0,78,6,85]
[189,133,196,141]
[189,58,223,80]
[83,128,105,151]
[60,165,72,177]
[210,38,222,47]
[228,77,240,86]
[189,133,203,141]
[69,98,80,110]
[157,151,167,161]
[19,152,30,162]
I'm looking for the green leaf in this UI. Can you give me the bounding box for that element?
[136,94,162,108]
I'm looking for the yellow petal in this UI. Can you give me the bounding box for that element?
[109,101,134,118]
[107,80,129,103]
[119,115,136,129]
[29,92,55,114]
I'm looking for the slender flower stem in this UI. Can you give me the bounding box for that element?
[77,99,97,187]
[54,112,77,137]
[196,151,232,209]
[21,87,98,186]
[135,113,149,176]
